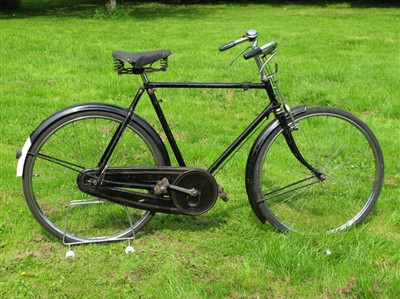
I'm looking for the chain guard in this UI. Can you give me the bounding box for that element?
[77,167,191,214]
[77,166,218,215]
[171,169,218,216]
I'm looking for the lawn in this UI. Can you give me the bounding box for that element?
[1,1,399,298]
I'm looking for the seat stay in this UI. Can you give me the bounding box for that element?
[97,86,146,173]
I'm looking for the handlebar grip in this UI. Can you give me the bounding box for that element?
[243,47,262,59]
[219,42,236,51]
[244,42,278,59]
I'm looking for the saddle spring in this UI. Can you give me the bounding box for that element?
[114,58,169,75]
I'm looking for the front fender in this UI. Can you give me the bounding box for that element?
[16,103,170,176]
[245,104,307,223]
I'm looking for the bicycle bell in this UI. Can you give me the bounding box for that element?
[245,29,258,40]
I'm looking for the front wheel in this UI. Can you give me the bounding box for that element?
[246,107,384,234]
[23,108,169,243]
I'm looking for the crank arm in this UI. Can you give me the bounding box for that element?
[169,184,199,197]
[154,177,199,197]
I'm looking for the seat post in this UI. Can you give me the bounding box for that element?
[140,73,150,84]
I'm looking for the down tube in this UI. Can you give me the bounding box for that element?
[207,103,274,174]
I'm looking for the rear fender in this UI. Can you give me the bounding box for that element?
[16,103,170,176]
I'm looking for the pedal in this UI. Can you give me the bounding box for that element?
[218,186,229,202]
[154,177,169,195]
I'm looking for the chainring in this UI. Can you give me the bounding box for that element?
[171,169,218,215]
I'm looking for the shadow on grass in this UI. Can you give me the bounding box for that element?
[1,0,398,20]
[152,0,400,7]
[0,0,206,20]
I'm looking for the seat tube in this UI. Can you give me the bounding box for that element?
[144,84,186,167]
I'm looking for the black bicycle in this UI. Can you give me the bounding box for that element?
[17,29,384,243]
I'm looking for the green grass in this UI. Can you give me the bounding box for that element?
[1,1,399,298]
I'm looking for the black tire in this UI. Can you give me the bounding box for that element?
[246,107,384,234]
[23,109,169,243]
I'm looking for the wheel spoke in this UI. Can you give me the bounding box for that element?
[259,175,320,203]
[23,111,167,242]
[247,107,383,234]
[29,152,85,173]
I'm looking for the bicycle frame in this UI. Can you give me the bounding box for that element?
[96,76,283,176]
[95,75,324,183]
[96,34,324,180]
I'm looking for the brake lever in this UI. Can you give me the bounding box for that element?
[230,46,253,66]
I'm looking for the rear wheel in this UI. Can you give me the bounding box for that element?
[23,109,168,243]
[246,107,384,234]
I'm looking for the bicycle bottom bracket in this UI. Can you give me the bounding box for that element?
[171,169,218,215]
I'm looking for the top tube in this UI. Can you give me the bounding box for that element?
[146,81,266,90]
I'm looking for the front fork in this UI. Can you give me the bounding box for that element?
[274,107,326,181]
[261,67,326,181]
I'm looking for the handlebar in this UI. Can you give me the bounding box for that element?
[219,37,247,51]
[244,41,278,59]
[219,30,280,87]
[219,29,258,52]
[219,30,277,61]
